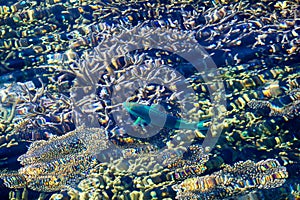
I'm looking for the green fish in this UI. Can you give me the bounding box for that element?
[123,102,209,131]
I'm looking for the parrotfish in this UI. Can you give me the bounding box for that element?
[123,102,209,131]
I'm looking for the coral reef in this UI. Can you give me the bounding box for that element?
[0,0,299,199]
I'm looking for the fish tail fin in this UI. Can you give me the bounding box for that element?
[197,119,210,131]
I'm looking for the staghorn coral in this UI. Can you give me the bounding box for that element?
[0,75,76,172]
[69,24,221,154]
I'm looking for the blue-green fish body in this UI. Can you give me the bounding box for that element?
[123,102,209,131]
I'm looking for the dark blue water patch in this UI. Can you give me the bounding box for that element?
[0,68,48,84]
[0,141,29,162]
